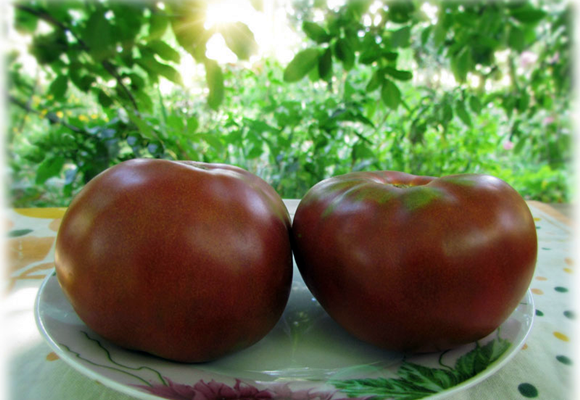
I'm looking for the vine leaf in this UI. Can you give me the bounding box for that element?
[331,337,511,400]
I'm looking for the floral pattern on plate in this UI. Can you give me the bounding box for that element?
[35,269,534,400]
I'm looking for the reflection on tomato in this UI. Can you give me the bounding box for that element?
[291,171,537,352]
[55,159,293,362]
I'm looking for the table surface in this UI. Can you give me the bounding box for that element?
[4,200,575,400]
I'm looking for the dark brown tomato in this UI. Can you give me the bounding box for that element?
[291,171,537,352]
[55,159,293,362]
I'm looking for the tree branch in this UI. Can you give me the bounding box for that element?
[9,94,89,137]
[15,4,140,112]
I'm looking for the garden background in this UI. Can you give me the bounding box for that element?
[5,0,574,207]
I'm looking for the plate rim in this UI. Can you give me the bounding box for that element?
[34,270,535,400]
[34,271,162,400]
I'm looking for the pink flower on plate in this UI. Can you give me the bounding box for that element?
[503,140,515,151]
[268,383,334,400]
[268,382,367,400]
[133,378,368,400]
[133,378,272,400]
[133,377,198,400]
[194,379,272,400]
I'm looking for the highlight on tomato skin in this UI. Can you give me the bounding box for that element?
[291,170,537,353]
[54,158,294,363]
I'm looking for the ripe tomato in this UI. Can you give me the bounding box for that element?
[55,159,293,362]
[291,171,537,352]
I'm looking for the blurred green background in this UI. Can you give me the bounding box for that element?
[6,0,573,207]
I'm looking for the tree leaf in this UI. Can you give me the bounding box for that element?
[508,25,525,53]
[391,26,411,48]
[15,7,38,33]
[36,155,65,185]
[366,70,383,92]
[194,133,224,152]
[381,79,401,110]
[148,11,169,40]
[30,31,68,65]
[455,99,472,127]
[283,48,320,82]
[451,47,471,83]
[432,24,447,48]
[442,103,454,123]
[302,21,331,43]
[510,6,547,24]
[384,67,413,81]
[359,49,381,65]
[147,40,181,63]
[513,137,527,154]
[352,142,374,160]
[205,59,224,110]
[112,4,144,43]
[383,51,399,61]
[334,38,355,70]
[187,116,199,133]
[249,0,264,11]
[421,26,432,46]
[138,55,183,85]
[388,1,415,23]
[347,0,373,19]
[127,111,157,140]
[517,92,530,112]
[135,90,154,113]
[158,64,183,85]
[49,75,68,100]
[318,47,333,81]
[97,89,113,108]
[469,95,482,114]
[83,9,115,62]
[170,1,209,61]
[220,22,258,60]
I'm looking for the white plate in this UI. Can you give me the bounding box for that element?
[35,267,534,400]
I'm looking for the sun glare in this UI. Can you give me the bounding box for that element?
[201,0,299,66]
[204,0,253,29]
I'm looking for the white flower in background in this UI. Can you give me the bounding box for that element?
[503,140,515,151]
[519,51,538,69]
[543,116,555,125]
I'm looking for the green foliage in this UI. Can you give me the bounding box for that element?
[7,0,573,207]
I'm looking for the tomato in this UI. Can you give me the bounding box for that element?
[291,171,537,352]
[55,159,293,362]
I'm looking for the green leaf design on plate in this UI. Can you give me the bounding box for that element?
[331,336,511,400]
[60,331,168,387]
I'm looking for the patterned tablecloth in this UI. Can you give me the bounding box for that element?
[3,201,575,400]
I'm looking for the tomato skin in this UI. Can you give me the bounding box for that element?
[291,171,537,352]
[55,159,293,362]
